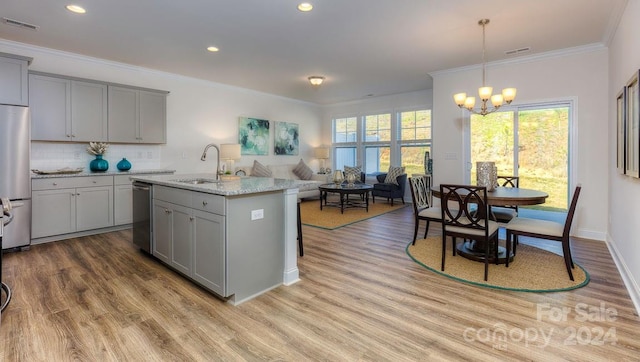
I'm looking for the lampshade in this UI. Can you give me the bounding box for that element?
[314,147,330,159]
[219,143,241,160]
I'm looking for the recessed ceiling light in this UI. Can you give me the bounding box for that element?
[65,5,86,14]
[207,46,219,52]
[298,3,313,12]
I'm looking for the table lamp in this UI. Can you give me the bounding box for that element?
[220,143,241,173]
[314,146,330,174]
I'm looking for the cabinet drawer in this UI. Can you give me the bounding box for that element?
[191,192,225,215]
[114,175,133,185]
[154,185,192,207]
[33,176,113,190]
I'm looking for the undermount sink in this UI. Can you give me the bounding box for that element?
[172,178,217,185]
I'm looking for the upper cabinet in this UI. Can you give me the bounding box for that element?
[30,73,108,142]
[29,71,167,144]
[0,52,31,106]
[108,86,167,144]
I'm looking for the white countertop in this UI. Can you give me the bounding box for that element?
[130,173,318,196]
[31,169,176,179]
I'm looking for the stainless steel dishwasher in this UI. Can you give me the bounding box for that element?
[132,181,152,253]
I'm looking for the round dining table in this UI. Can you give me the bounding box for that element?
[431,186,549,264]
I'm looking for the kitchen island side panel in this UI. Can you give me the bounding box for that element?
[226,191,284,304]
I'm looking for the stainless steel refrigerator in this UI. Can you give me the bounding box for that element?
[0,104,31,250]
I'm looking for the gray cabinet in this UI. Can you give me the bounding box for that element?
[32,177,114,239]
[0,53,30,106]
[152,199,172,265]
[108,86,167,144]
[29,73,108,142]
[152,186,226,295]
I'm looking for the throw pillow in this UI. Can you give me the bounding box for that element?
[384,166,405,185]
[344,165,362,181]
[292,159,314,180]
[252,160,272,177]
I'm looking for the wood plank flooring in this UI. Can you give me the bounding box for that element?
[1,206,639,361]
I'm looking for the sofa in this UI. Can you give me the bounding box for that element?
[235,162,329,199]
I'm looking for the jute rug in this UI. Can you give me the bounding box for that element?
[300,199,406,229]
[406,236,589,292]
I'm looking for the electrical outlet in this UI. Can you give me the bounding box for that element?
[147,151,153,159]
[73,151,80,159]
[445,152,458,160]
[137,152,143,158]
[181,151,187,159]
[251,209,264,220]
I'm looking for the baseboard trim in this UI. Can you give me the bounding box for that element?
[31,224,132,245]
[606,235,640,316]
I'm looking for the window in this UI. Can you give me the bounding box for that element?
[399,110,432,175]
[331,108,432,176]
[468,103,571,210]
[333,116,357,143]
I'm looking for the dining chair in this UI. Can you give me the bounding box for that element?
[492,175,520,224]
[408,176,442,245]
[440,184,500,281]
[504,184,582,281]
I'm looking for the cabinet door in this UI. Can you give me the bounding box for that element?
[152,200,172,264]
[71,80,108,142]
[32,189,75,238]
[192,210,225,296]
[75,186,114,231]
[139,90,166,143]
[29,74,71,141]
[114,184,133,225]
[170,204,193,276]
[0,56,29,106]
[108,86,138,143]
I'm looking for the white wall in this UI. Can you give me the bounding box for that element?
[608,0,640,312]
[0,40,324,174]
[431,47,609,241]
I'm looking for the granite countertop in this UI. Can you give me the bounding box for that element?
[130,173,319,196]
[31,169,176,179]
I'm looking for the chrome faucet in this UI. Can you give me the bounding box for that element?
[200,143,222,179]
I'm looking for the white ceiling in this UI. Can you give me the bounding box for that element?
[0,0,628,105]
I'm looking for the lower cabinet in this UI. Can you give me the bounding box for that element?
[152,186,226,296]
[32,185,113,238]
[32,176,114,239]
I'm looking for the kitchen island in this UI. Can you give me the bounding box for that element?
[129,173,314,305]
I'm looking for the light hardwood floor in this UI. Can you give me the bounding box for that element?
[1,206,639,361]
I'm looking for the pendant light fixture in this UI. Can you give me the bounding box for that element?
[453,19,516,116]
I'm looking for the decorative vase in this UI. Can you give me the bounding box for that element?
[476,161,496,191]
[117,158,132,171]
[346,173,357,186]
[333,170,344,185]
[90,154,109,172]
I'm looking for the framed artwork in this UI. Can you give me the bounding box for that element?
[238,117,270,155]
[625,71,640,178]
[274,121,299,155]
[617,87,626,174]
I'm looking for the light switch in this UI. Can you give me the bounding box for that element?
[251,209,264,220]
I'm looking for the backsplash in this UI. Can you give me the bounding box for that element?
[31,142,162,171]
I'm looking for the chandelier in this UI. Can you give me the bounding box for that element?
[453,19,516,116]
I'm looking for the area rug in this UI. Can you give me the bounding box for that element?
[406,236,589,292]
[300,199,406,230]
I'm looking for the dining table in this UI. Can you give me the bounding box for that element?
[431,186,549,264]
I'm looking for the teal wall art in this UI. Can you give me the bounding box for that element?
[239,117,270,155]
[274,121,299,155]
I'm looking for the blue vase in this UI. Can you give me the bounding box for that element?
[90,154,109,172]
[117,158,132,171]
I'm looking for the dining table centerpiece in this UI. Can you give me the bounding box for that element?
[87,141,109,172]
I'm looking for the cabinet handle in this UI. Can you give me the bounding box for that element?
[76,193,80,196]
[189,216,194,221]
[164,209,171,214]
[52,182,58,186]
[202,201,208,206]
[92,181,97,184]
[71,193,75,196]
[66,134,71,138]
[71,134,76,137]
